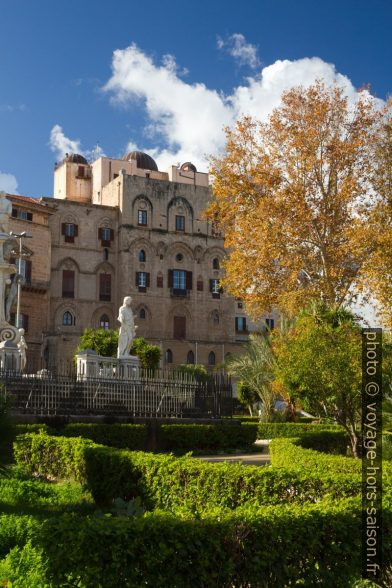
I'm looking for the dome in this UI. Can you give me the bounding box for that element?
[123,151,158,171]
[180,162,197,173]
[63,153,88,165]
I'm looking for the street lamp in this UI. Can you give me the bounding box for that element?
[10,231,32,328]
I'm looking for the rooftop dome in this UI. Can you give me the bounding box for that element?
[63,153,88,165]
[180,162,197,173]
[123,151,158,171]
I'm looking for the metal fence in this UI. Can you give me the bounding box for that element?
[0,363,232,418]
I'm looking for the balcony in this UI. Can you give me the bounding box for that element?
[170,288,189,298]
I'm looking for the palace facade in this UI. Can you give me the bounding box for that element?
[7,151,277,368]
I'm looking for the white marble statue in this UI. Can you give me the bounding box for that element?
[0,192,12,234]
[117,296,137,357]
[17,328,27,371]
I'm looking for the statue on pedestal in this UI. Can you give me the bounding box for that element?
[0,192,12,235]
[117,296,137,358]
[17,328,27,371]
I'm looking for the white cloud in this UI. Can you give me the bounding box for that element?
[0,171,18,194]
[49,125,82,160]
[217,33,260,69]
[49,125,105,161]
[104,44,379,172]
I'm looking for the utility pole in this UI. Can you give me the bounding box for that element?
[10,231,32,328]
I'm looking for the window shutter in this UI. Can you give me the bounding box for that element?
[168,269,173,288]
[12,208,17,218]
[244,317,247,331]
[98,227,102,240]
[61,223,66,235]
[25,260,32,283]
[186,271,192,290]
[219,283,223,294]
[235,317,239,331]
[209,279,213,292]
[146,273,150,287]
[74,224,78,237]
[135,272,140,287]
[110,229,114,241]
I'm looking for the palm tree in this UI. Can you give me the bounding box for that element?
[226,333,276,420]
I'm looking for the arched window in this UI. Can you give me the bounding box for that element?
[208,351,216,366]
[212,257,220,270]
[63,311,74,326]
[139,308,146,319]
[165,349,173,364]
[139,249,146,262]
[103,248,109,261]
[212,310,219,325]
[187,350,195,364]
[99,314,110,329]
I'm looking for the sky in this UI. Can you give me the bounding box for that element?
[0,0,391,198]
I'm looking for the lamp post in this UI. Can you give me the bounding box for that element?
[10,231,32,328]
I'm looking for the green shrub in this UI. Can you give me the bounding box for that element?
[257,421,343,439]
[14,434,362,509]
[158,423,257,452]
[62,423,148,450]
[131,337,161,370]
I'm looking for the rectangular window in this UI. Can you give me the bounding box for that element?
[12,208,33,221]
[136,271,150,291]
[101,227,111,242]
[235,317,247,333]
[77,166,85,178]
[173,316,186,339]
[210,278,221,298]
[99,273,111,301]
[65,223,75,237]
[265,318,275,330]
[173,270,186,290]
[138,210,147,226]
[19,259,32,284]
[175,215,185,231]
[98,227,114,247]
[62,270,75,298]
[62,223,78,243]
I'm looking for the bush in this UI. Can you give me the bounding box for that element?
[5,498,389,588]
[14,433,362,509]
[158,423,257,452]
[257,422,343,439]
[62,423,148,450]
[130,337,161,370]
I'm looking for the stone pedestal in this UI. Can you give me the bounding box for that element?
[76,349,140,381]
[0,340,22,371]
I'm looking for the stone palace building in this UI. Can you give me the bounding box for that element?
[6,151,277,368]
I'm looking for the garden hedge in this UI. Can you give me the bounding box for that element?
[158,423,257,452]
[256,421,343,439]
[14,433,362,509]
[62,423,148,450]
[1,499,391,587]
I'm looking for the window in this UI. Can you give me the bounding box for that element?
[209,279,221,298]
[99,273,111,301]
[136,271,150,291]
[77,166,85,178]
[175,215,185,231]
[100,314,110,329]
[12,208,33,221]
[173,270,186,290]
[11,312,29,331]
[175,253,183,262]
[173,316,186,339]
[235,317,247,333]
[19,259,32,283]
[61,223,78,243]
[212,311,219,325]
[237,302,243,309]
[197,279,203,291]
[63,311,74,326]
[265,318,275,330]
[157,273,163,288]
[165,349,173,364]
[139,308,146,319]
[103,248,109,261]
[208,351,216,366]
[212,257,220,270]
[187,350,195,364]
[62,270,75,298]
[98,227,114,247]
[168,269,192,295]
[138,210,147,226]
[139,249,146,262]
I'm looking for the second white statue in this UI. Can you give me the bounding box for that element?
[117,296,138,358]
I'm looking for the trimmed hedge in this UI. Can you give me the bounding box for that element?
[158,423,257,452]
[257,421,343,439]
[62,423,148,450]
[14,433,362,509]
[2,499,391,587]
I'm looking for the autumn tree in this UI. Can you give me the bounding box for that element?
[207,81,385,318]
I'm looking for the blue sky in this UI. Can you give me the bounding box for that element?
[0,0,391,197]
